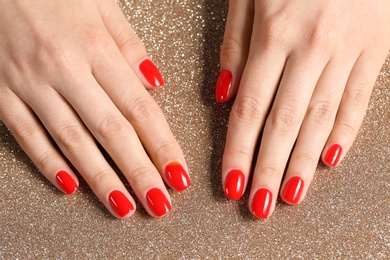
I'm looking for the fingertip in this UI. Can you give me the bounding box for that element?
[146,188,172,218]
[139,59,165,88]
[280,176,305,205]
[322,144,343,167]
[250,188,273,219]
[215,69,233,103]
[165,162,191,192]
[108,190,136,219]
[224,169,245,200]
[55,170,79,195]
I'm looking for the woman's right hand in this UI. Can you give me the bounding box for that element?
[0,0,190,218]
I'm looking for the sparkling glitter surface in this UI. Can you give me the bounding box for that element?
[1,1,389,258]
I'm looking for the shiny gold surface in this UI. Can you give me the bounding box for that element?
[1,1,389,258]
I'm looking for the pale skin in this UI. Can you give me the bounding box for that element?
[0,0,389,220]
[219,0,390,218]
[0,0,190,219]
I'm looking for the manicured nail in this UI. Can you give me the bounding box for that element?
[109,190,134,218]
[215,70,232,103]
[251,188,272,219]
[146,188,171,217]
[324,144,342,167]
[139,59,164,87]
[282,176,304,205]
[56,170,78,195]
[224,169,245,200]
[165,162,190,192]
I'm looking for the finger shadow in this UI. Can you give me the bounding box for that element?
[200,1,261,221]
[200,0,230,201]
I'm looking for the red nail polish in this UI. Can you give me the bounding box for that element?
[56,171,78,195]
[165,162,190,192]
[215,70,232,103]
[324,144,342,167]
[146,188,171,217]
[282,176,304,204]
[224,169,245,200]
[251,188,272,219]
[109,190,134,218]
[139,59,164,87]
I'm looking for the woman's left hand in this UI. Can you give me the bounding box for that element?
[217,0,390,218]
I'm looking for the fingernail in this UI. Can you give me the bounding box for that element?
[146,188,171,217]
[324,144,342,167]
[139,59,164,87]
[56,170,78,195]
[251,188,272,219]
[165,162,190,192]
[282,176,304,204]
[224,169,245,200]
[215,70,232,103]
[109,190,134,218]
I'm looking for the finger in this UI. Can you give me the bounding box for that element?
[280,56,356,205]
[91,39,190,192]
[322,50,387,167]
[55,70,173,217]
[221,41,286,200]
[15,85,137,219]
[249,52,328,218]
[0,88,79,195]
[216,0,254,102]
[97,0,164,88]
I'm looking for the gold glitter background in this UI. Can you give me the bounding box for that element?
[1,0,389,258]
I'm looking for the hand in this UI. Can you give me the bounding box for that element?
[217,0,390,218]
[0,0,190,219]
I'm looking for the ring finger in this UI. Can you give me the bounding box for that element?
[280,55,357,205]
[18,84,138,218]
[249,51,328,219]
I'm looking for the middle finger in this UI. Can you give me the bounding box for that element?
[249,51,328,218]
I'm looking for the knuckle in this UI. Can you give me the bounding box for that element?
[260,14,287,49]
[97,116,128,143]
[294,152,318,169]
[152,141,178,162]
[89,169,112,190]
[127,96,158,124]
[269,107,300,133]
[305,12,332,50]
[57,125,86,152]
[129,166,153,188]
[260,166,281,179]
[36,151,57,173]
[14,122,40,144]
[336,121,358,137]
[82,28,111,53]
[225,145,252,159]
[344,89,370,108]
[307,101,335,124]
[232,96,263,122]
[38,37,76,76]
[220,36,244,65]
[307,23,329,48]
[38,36,71,70]
[117,29,145,55]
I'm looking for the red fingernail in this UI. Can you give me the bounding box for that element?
[282,176,304,204]
[109,190,134,218]
[165,162,190,192]
[324,144,342,167]
[215,70,232,103]
[139,59,164,87]
[251,188,272,219]
[224,169,245,200]
[146,188,171,217]
[56,171,78,195]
